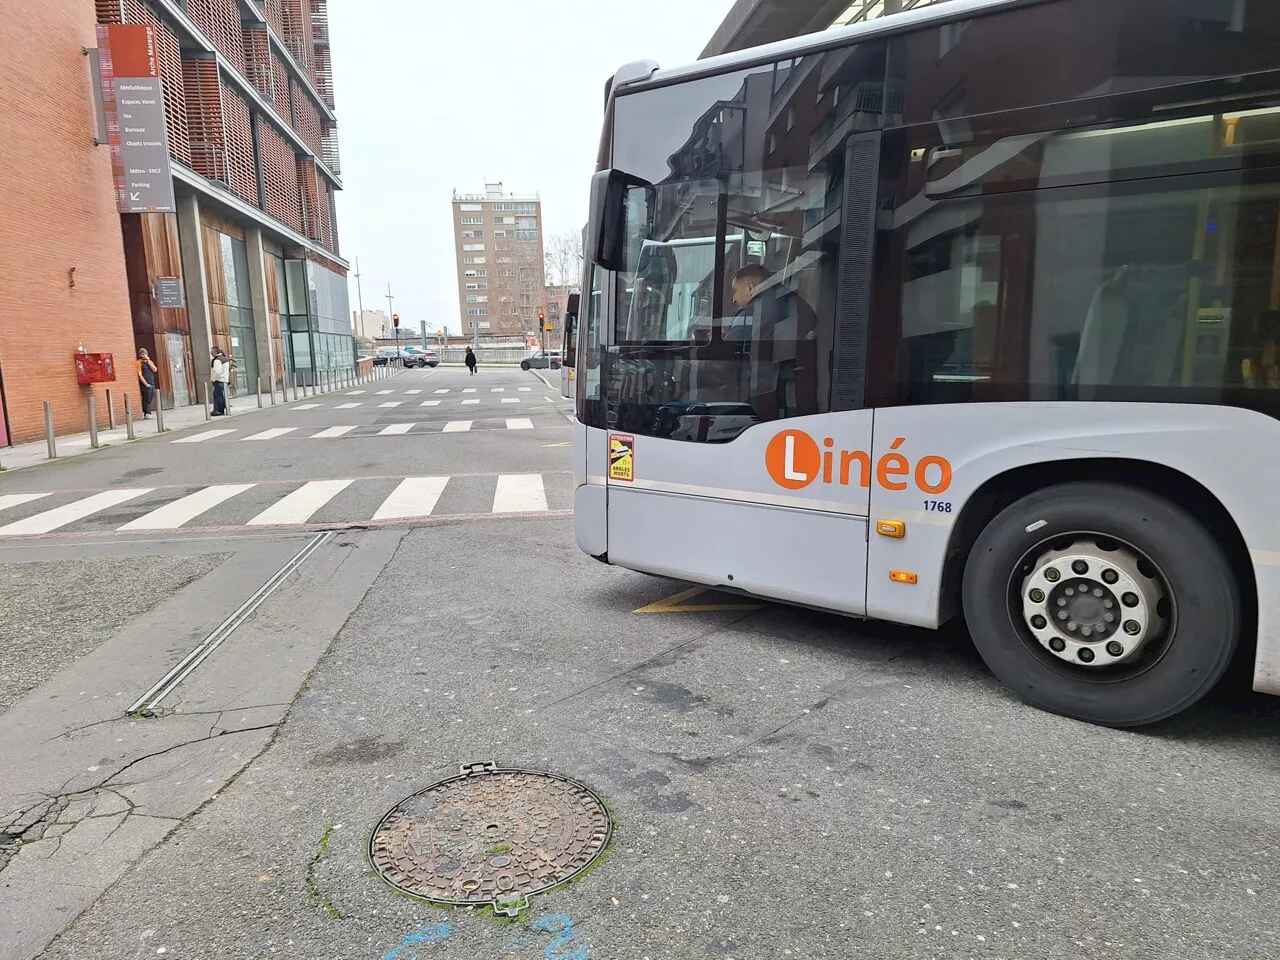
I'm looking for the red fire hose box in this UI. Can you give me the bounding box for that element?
[74,353,117,385]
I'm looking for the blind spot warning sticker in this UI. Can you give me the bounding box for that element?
[609,434,634,482]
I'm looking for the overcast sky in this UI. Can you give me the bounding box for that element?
[329,1,736,335]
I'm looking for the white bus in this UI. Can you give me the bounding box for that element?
[567,0,1280,727]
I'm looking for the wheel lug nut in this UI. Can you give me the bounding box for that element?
[1078,647,1095,663]
[1029,588,1045,603]
[1093,588,1103,598]
[1106,641,1125,657]
[1081,627,1092,637]
[1057,598,1067,607]
[1072,560,1089,574]
[1065,588,1075,596]
[1049,638,1066,652]
[1102,569,1119,584]
[1123,620,1141,636]
[1103,600,1114,609]
[1067,621,1078,632]
[1104,613,1115,623]
[1044,568,1061,582]
[1122,592,1139,607]
[1030,615,1047,629]
[1057,611,1068,620]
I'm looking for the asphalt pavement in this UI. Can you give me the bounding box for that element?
[2,364,1278,960]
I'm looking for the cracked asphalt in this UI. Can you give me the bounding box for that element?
[1,367,1279,960]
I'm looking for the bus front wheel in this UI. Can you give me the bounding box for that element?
[962,481,1239,727]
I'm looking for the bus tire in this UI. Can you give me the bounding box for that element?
[961,481,1238,727]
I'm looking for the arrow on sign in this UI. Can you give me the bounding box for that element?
[130,192,141,201]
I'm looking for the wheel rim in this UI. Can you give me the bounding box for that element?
[1013,535,1172,674]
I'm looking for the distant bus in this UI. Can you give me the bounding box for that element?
[569,0,1280,726]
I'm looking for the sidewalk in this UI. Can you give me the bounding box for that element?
[0,370,406,474]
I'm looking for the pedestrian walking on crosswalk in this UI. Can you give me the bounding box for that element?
[465,346,477,375]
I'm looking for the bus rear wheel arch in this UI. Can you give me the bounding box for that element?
[962,481,1240,727]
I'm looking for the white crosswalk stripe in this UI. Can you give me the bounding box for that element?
[376,390,393,395]
[0,493,51,513]
[292,403,321,410]
[378,423,414,435]
[518,387,532,392]
[378,401,403,408]
[493,474,546,513]
[0,489,153,535]
[372,477,449,520]
[421,400,440,406]
[434,388,449,394]
[462,399,479,405]
[491,388,504,392]
[248,479,352,526]
[0,473,564,537]
[506,418,533,430]
[501,397,520,403]
[442,421,472,433]
[119,483,254,531]
[174,429,235,443]
[405,390,422,395]
[463,388,476,393]
[346,390,366,395]
[312,425,357,438]
[245,428,295,441]
[336,402,362,409]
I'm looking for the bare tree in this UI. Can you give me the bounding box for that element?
[544,230,584,289]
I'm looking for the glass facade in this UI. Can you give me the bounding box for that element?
[273,255,353,386]
[220,233,259,393]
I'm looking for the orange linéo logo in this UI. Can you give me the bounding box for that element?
[764,429,952,494]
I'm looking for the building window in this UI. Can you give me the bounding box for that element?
[467,307,489,316]
[463,256,486,264]
[494,216,515,224]
[465,282,488,291]
[460,216,482,224]
[460,203,482,212]
[514,230,538,240]
[786,105,796,130]
[462,230,484,239]
[463,243,485,252]
[494,230,509,238]
[517,217,537,229]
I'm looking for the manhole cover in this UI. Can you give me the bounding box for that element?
[369,762,612,915]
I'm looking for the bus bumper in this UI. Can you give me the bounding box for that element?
[574,481,608,559]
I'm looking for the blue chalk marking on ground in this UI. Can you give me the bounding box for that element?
[380,921,453,960]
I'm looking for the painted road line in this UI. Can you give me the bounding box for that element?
[491,387,504,392]
[501,397,520,403]
[493,474,546,513]
[632,586,765,614]
[378,423,414,436]
[372,476,450,521]
[405,389,422,395]
[506,418,534,430]
[346,390,366,395]
[378,401,403,408]
[292,403,321,410]
[462,399,479,405]
[518,387,532,392]
[336,402,363,409]
[0,494,51,513]
[434,388,449,394]
[376,390,393,395]
[463,388,476,393]
[119,483,255,531]
[442,421,472,433]
[312,425,357,438]
[420,400,441,407]
[173,430,235,443]
[0,489,154,535]
[245,428,296,441]
[247,479,353,526]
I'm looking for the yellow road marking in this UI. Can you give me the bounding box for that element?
[633,586,765,614]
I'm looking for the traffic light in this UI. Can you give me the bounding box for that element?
[392,313,400,324]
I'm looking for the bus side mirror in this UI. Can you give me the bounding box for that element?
[588,169,650,272]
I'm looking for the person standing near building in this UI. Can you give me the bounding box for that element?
[137,348,158,418]
[210,347,231,416]
[465,346,477,375]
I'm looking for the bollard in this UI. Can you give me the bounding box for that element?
[106,388,116,430]
[270,375,277,405]
[292,373,299,401]
[87,396,100,448]
[44,401,57,459]
[257,376,263,408]
[203,382,211,420]
[155,395,165,432]
[125,394,136,440]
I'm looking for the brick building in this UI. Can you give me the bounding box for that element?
[0,0,348,445]
[451,183,545,338]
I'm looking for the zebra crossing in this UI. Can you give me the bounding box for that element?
[169,418,545,442]
[0,472,570,538]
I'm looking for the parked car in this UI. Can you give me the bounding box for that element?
[400,346,439,368]
[521,349,562,371]
[372,347,399,366]
[668,402,762,443]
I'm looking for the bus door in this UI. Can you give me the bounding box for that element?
[598,158,879,615]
